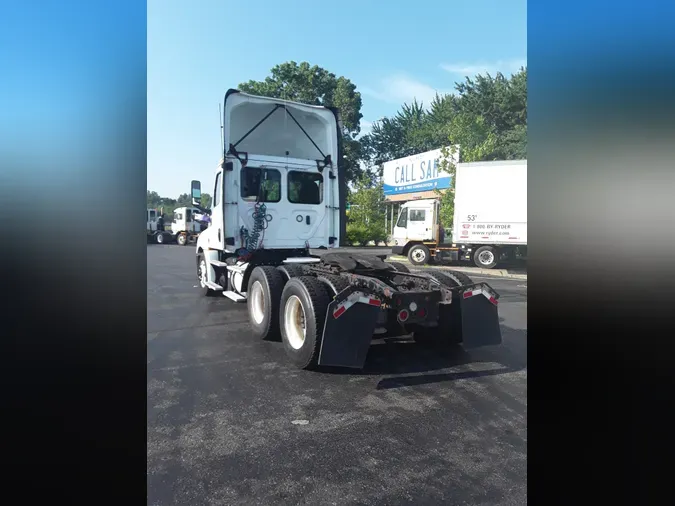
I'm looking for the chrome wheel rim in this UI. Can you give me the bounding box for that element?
[412,248,426,263]
[478,251,495,265]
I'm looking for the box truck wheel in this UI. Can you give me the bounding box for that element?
[177,232,188,246]
[414,271,466,347]
[155,232,164,244]
[408,244,430,265]
[247,266,285,341]
[473,246,498,269]
[279,276,332,369]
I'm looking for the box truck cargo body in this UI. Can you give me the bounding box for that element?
[453,160,527,243]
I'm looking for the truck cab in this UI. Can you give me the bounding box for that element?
[195,90,341,257]
[391,199,458,265]
[147,208,158,231]
[392,199,439,244]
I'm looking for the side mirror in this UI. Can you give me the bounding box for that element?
[191,180,201,205]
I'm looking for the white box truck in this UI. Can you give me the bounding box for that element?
[391,160,527,269]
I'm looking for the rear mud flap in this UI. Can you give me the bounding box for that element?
[318,300,380,369]
[458,294,502,348]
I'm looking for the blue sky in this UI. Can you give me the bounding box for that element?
[148,0,526,197]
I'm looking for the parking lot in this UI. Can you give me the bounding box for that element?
[147,245,527,505]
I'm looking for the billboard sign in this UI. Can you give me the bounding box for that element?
[382,147,458,196]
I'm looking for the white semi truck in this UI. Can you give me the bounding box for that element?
[170,206,207,246]
[191,89,503,370]
[147,208,173,244]
[391,160,527,269]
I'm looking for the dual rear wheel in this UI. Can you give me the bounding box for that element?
[247,266,332,369]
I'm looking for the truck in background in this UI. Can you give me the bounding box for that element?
[391,160,527,269]
[147,208,173,244]
[170,206,207,245]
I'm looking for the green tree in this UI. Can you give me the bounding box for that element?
[147,191,162,209]
[239,61,365,245]
[454,68,527,159]
[346,173,387,245]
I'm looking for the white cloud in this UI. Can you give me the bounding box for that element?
[361,75,453,108]
[440,59,527,78]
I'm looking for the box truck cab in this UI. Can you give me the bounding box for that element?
[171,206,206,246]
[391,199,459,266]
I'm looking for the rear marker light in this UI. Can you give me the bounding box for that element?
[489,296,498,306]
[368,298,381,307]
[463,291,473,299]
[333,306,346,319]
[417,308,427,318]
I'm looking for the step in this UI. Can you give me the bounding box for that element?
[205,281,224,291]
[209,259,229,268]
[223,290,247,302]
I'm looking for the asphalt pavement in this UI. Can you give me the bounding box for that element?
[147,245,527,506]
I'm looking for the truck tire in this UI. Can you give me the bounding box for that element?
[197,253,218,297]
[316,274,349,296]
[177,233,188,246]
[387,261,410,273]
[279,276,332,369]
[277,264,306,281]
[428,269,473,288]
[155,232,164,244]
[408,244,431,266]
[247,266,285,341]
[473,245,498,269]
[413,271,466,348]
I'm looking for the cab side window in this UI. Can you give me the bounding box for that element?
[409,209,426,222]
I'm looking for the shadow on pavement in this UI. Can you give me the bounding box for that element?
[318,323,526,389]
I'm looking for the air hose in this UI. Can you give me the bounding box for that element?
[240,202,270,255]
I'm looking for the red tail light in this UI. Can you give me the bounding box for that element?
[398,309,409,322]
[417,308,427,318]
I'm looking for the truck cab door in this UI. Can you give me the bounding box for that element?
[393,207,408,242]
[406,208,431,241]
[185,208,193,233]
[210,170,225,248]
